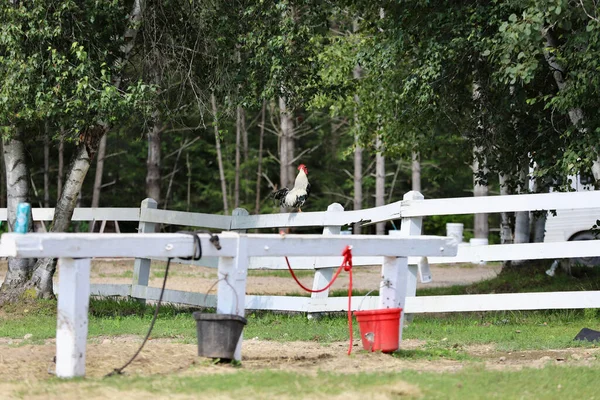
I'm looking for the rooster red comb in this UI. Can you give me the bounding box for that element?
[297,164,308,174]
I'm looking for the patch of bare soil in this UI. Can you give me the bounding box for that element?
[0,337,598,399]
[0,338,598,383]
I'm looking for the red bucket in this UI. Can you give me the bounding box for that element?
[353,308,402,353]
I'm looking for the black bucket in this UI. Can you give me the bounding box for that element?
[193,312,247,360]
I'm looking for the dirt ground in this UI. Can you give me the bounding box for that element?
[0,258,502,295]
[0,259,598,399]
[0,336,598,380]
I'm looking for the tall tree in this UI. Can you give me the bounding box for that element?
[0,0,150,300]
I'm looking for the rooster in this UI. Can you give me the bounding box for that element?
[272,164,311,212]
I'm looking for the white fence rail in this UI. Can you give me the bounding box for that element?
[1,231,457,377]
[2,190,600,317]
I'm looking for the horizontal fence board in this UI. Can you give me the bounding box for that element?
[1,233,458,259]
[245,295,311,312]
[249,256,383,270]
[87,286,600,314]
[140,208,231,230]
[150,256,220,269]
[0,208,140,222]
[405,291,600,313]
[426,240,600,264]
[90,284,131,297]
[131,284,217,307]
[231,201,401,230]
[401,191,600,217]
[242,234,456,257]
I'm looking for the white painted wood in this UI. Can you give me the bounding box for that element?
[88,285,600,314]
[232,208,249,232]
[90,283,130,297]
[140,207,232,230]
[309,203,344,316]
[242,234,456,257]
[0,208,140,222]
[249,255,383,270]
[379,256,407,310]
[217,235,249,361]
[400,190,600,217]
[55,257,91,378]
[151,256,220,269]
[230,201,402,230]
[404,291,600,313]
[424,240,600,264]
[246,295,311,312]
[132,199,157,304]
[131,285,217,307]
[0,232,239,258]
[392,191,425,333]
[378,256,408,344]
[1,233,457,259]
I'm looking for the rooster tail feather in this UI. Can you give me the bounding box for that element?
[271,188,289,200]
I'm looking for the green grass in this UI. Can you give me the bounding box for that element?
[248,269,315,278]
[11,366,600,399]
[404,310,600,351]
[419,262,600,297]
[1,297,599,354]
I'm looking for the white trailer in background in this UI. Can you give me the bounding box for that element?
[544,172,600,266]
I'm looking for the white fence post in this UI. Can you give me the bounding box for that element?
[380,191,424,345]
[399,191,425,333]
[56,257,91,378]
[232,208,249,233]
[131,198,157,303]
[217,234,248,361]
[308,203,344,319]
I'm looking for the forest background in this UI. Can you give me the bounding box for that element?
[1,0,599,298]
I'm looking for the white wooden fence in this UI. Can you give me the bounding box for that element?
[1,231,457,377]
[1,190,600,315]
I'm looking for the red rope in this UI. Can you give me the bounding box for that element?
[285,245,354,355]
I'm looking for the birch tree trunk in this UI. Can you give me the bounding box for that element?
[529,162,547,243]
[57,132,64,200]
[375,135,385,235]
[472,148,489,239]
[513,163,530,244]
[30,128,104,298]
[0,142,5,209]
[0,128,33,300]
[353,133,363,234]
[411,151,421,192]
[43,125,50,208]
[212,93,229,215]
[255,101,266,214]
[352,22,363,234]
[235,105,242,208]
[146,115,162,208]
[499,173,513,245]
[279,97,295,186]
[91,135,107,209]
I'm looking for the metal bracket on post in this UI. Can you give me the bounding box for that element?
[131,198,157,304]
[308,203,344,319]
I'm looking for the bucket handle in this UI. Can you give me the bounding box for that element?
[357,288,378,312]
[203,273,240,315]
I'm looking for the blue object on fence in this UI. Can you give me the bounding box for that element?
[14,202,31,233]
